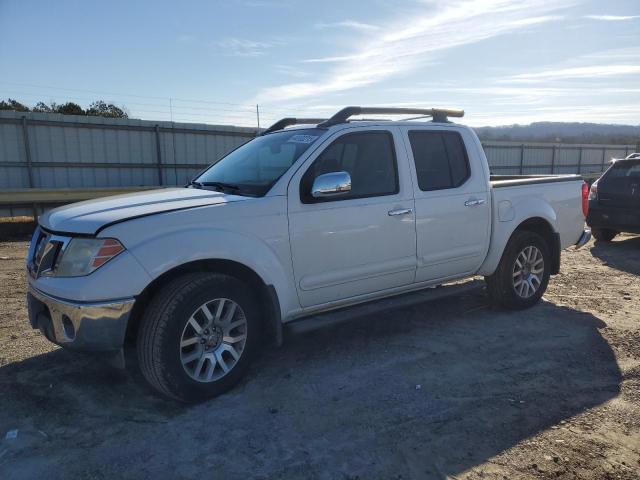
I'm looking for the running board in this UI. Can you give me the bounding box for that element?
[285,279,484,336]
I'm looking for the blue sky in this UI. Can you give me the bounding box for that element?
[1,0,639,127]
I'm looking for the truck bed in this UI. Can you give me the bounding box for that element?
[490,174,583,188]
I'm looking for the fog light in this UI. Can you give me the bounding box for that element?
[61,315,76,340]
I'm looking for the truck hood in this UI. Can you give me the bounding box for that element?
[39,188,249,235]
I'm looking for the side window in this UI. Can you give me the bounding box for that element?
[301,131,399,203]
[607,161,640,179]
[408,131,470,191]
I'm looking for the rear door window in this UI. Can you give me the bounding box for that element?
[599,160,640,206]
[606,161,640,179]
[408,131,470,191]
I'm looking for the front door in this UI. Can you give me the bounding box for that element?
[287,128,417,308]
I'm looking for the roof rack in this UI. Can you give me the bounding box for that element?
[262,107,465,134]
[261,118,328,135]
[319,106,464,127]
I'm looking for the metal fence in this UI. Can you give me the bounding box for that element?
[0,110,636,217]
[483,142,635,175]
[0,111,257,216]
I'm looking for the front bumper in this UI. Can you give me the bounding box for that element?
[27,286,135,352]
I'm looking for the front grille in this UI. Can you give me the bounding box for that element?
[28,228,47,278]
[28,228,66,278]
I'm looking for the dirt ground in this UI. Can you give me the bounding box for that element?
[0,235,639,480]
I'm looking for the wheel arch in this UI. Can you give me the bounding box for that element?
[125,259,282,347]
[512,217,560,274]
[479,214,560,276]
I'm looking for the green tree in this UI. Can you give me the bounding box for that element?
[86,101,128,118]
[0,99,30,112]
[55,102,85,115]
[1,98,129,118]
[32,101,55,113]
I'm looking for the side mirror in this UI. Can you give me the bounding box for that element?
[311,171,352,198]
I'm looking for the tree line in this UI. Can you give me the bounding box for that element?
[0,98,128,118]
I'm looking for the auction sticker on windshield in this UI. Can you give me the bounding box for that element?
[287,134,319,144]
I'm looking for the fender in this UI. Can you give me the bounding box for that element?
[101,203,300,320]
[129,228,297,319]
[477,196,557,276]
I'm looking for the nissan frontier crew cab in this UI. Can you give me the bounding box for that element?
[26,106,591,402]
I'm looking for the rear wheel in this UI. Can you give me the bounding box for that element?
[592,228,617,242]
[137,272,261,402]
[485,230,551,310]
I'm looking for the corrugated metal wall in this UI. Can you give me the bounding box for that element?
[482,142,633,175]
[1,110,636,217]
[0,111,257,189]
[0,111,258,216]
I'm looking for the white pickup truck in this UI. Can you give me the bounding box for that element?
[26,107,591,402]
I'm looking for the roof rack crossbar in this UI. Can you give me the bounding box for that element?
[261,118,327,135]
[319,106,464,127]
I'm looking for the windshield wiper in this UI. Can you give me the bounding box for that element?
[200,181,241,192]
[188,180,243,193]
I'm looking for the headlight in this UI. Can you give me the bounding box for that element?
[55,238,125,277]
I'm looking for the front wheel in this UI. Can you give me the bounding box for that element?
[137,272,261,402]
[485,230,551,310]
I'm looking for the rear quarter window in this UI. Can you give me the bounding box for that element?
[606,161,640,179]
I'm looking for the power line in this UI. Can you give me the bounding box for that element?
[0,91,264,119]
[0,80,257,108]
[0,83,332,123]
[0,83,337,128]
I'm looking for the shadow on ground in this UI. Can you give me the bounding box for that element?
[0,291,622,480]
[591,234,640,276]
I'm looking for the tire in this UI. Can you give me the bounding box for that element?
[592,228,617,242]
[137,272,261,402]
[485,230,551,310]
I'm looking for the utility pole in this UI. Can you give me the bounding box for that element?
[256,104,261,130]
[169,98,174,122]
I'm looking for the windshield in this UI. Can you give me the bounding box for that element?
[193,128,324,196]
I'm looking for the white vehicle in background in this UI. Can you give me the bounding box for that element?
[26,106,591,402]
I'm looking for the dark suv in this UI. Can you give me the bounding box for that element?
[587,153,640,241]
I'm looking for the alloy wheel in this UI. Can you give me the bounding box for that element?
[512,246,545,299]
[179,298,247,382]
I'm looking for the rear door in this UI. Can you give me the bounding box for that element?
[400,126,491,283]
[287,127,417,308]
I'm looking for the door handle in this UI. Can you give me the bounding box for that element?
[388,208,413,216]
[464,198,486,207]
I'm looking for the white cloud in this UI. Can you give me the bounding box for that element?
[582,46,640,61]
[275,65,310,78]
[315,20,380,31]
[504,65,640,82]
[212,38,275,57]
[255,0,570,103]
[302,54,367,64]
[508,15,564,26]
[584,14,640,21]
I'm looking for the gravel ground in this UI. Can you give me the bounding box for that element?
[0,235,639,479]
